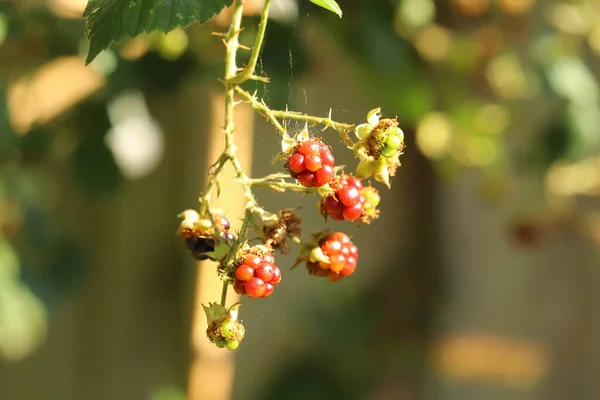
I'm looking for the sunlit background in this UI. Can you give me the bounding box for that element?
[1,0,600,399]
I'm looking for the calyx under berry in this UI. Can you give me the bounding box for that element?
[262,208,302,254]
[177,209,236,261]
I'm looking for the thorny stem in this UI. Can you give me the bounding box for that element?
[200,0,361,308]
[247,178,328,194]
[234,86,356,148]
[212,0,247,307]
[220,277,230,306]
[228,0,272,84]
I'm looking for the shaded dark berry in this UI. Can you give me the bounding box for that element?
[298,170,316,187]
[233,279,247,295]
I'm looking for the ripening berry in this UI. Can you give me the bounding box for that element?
[231,249,282,298]
[305,231,358,281]
[286,139,336,188]
[319,174,378,223]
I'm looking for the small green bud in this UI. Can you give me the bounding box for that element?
[386,134,403,149]
[362,187,380,207]
[356,160,376,179]
[221,320,236,338]
[226,340,239,351]
[381,146,397,158]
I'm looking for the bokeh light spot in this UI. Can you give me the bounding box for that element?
[416,112,452,159]
[416,25,452,62]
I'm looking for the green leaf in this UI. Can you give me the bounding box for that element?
[83,0,233,65]
[309,0,342,17]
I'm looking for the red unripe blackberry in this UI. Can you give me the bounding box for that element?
[231,248,282,298]
[319,174,378,223]
[304,231,358,281]
[286,139,336,188]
